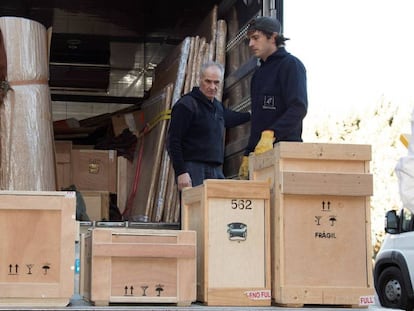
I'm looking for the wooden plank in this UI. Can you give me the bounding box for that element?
[215,19,227,101]
[0,298,70,307]
[275,141,372,161]
[183,37,196,94]
[194,5,217,43]
[116,156,128,214]
[55,141,72,190]
[93,243,195,258]
[130,84,173,221]
[281,172,373,196]
[152,38,191,222]
[191,36,204,88]
[204,179,270,199]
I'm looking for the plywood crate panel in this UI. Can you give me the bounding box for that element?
[0,191,76,307]
[71,149,117,193]
[80,191,110,221]
[83,228,196,306]
[181,179,271,306]
[250,142,375,307]
[55,140,72,190]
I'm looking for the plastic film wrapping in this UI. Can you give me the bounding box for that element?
[395,108,414,213]
[0,17,55,190]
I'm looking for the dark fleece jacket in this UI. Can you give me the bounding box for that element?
[245,47,308,155]
[167,87,250,176]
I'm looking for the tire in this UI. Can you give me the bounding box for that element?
[377,266,414,311]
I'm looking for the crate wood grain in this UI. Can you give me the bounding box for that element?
[250,142,375,307]
[0,191,76,307]
[181,179,271,306]
[55,140,73,190]
[71,149,117,193]
[83,228,196,306]
[80,191,110,221]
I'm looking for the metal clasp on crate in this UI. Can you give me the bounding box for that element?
[227,222,247,241]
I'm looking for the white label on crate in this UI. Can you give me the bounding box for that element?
[109,150,116,160]
[65,191,76,198]
[359,295,375,305]
[244,290,271,300]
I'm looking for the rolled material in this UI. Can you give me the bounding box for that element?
[0,17,55,190]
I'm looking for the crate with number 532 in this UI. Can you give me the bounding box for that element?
[181,179,271,306]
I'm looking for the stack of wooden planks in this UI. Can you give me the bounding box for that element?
[122,5,228,223]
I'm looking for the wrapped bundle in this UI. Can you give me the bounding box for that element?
[0,17,55,190]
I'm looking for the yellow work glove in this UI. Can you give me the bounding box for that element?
[238,156,249,180]
[254,130,275,155]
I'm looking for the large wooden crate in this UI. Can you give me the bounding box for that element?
[181,179,271,306]
[250,142,375,307]
[0,191,76,307]
[83,228,196,306]
[71,149,117,193]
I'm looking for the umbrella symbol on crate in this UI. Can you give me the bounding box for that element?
[42,264,51,275]
[155,284,164,296]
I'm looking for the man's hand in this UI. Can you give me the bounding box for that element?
[177,172,192,191]
[238,156,249,180]
[254,130,275,154]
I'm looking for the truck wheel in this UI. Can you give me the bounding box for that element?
[378,266,414,310]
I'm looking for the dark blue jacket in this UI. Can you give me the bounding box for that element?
[245,47,308,155]
[167,87,250,176]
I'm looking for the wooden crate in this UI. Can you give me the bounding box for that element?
[0,191,76,307]
[79,232,91,302]
[181,179,271,306]
[83,228,196,306]
[80,191,110,221]
[250,142,375,307]
[55,140,72,190]
[71,149,117,193]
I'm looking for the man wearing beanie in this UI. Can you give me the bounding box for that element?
[239,16,308,179]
